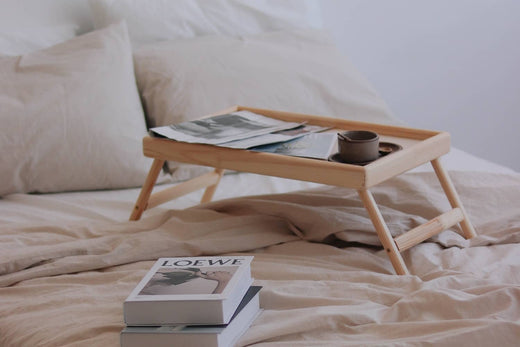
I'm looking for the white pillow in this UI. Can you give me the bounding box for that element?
[134,29,397,127]
[0,25,77,55]
[0,21,153,196]
[89,0,322,45]
[133,28,397,179]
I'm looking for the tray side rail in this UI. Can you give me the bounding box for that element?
[142,136,368,190]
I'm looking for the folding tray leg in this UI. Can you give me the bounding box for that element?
[200,169,224,203]
[358,189,410,275]
[430,158,477,239]
[130,165,225,221]
[361,157,477,275]
[130,159,165,221]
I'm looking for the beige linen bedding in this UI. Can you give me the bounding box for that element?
[1,171,519,346]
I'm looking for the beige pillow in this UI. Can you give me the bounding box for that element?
[133,29,398,179]
[0,22,153,196]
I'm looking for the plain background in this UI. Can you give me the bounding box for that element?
[1,0,519,172]
[320,0,520,171]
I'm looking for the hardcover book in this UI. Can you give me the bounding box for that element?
[120,286,262,347]
[124,256,254,325]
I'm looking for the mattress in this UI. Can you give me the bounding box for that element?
[1,148,519,346]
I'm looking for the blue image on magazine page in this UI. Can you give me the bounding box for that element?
[138,266,237,295]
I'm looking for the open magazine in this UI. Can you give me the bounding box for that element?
[220,124,329,149]
[150,111,305,147]
[252,132,337,160]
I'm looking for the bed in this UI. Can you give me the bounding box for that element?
[1,1,519,346]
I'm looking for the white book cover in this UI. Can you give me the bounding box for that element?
[124,256,253,325]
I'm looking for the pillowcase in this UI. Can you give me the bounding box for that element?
[89,0,322,45]
[134,29,397,127]
[0,24,77,55]
[0,21,153,196]
[133,28,398,180]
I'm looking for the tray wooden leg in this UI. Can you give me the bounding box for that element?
[358,189,410,275]
[129,159,165,221]
[430,158,477,239]
[359,157,477,275]
[130,166,225,221]
[201,169,224,203]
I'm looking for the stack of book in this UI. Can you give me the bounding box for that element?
[120,256,260,347]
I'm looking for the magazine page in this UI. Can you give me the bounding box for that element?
[219,124,330,149]
[150,111,303,145]
[252,132,337,160]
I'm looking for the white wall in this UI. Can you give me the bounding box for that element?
[320,0,520,172]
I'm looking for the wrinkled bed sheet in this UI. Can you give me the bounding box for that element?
[1,171,519,346]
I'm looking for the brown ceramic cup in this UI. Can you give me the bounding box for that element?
[337,130,380,163]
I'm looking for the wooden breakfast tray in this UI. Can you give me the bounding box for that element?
[129,106,476,275]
